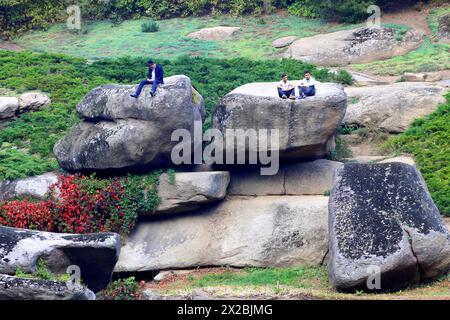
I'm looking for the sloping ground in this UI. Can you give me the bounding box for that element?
[138,267,450,300]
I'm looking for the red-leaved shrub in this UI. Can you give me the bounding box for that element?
[0,199,53,231]
[0,174,137,235]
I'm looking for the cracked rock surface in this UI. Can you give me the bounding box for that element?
[328,162,450,292]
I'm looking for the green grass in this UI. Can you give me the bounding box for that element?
[352,7,450,76]
[428,6,450,37]
[380,93,450,216]
[0,50,345,180]
[13,14,361,61]
[352,37,450,75]
[192,266,329,290]
[15,258,70,282]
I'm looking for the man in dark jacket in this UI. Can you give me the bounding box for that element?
[131,60,164,98]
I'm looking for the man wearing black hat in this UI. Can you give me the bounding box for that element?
[131,60,164,98]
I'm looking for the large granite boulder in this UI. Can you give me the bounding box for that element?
[211,83,347,160]
[0,226,120,292]
[0,172,58,201]
[286,26,423,66]
[54,75,205,171]
[228,159,343,196]
[0,274,95,300]
[187,26,240,41]
[328,163,450,292]
[343,83,447,133]
[115,196,329,272]
[150,171,230,215]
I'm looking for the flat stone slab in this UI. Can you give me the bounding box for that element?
[115,196,329,272]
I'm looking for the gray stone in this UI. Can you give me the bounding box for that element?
[187,26,240,41]
[211,83,347,160]
[343,83,447,133]
[287,26,424,66]
[228,159,342,196]
[0,274,95,300]
[0,97,19,119]
[328,163,450,292]
[54,75,205,171]
[0,226,121,292]
[0,172,58,201]
[438,13,450,42]
[150,171,230,215]
[18,92,51,112]
[272,36,297,48]
[402,72,443,82]
[115,196,329,272]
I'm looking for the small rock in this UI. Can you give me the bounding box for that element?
[18,92,51,112]
[0,172,58,201]
[272,36,297,48]
[151,171,230,215]
[188,27,240,41]
[142,289,162,300]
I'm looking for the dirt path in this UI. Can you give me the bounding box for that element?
[0,41,23,52]
[381,6,432,36]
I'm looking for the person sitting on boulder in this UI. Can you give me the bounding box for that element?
[298,71,316,99]
[131,60,164,98]
[277,73,296,99]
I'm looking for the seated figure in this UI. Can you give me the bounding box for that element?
[298,70,316,99]
[277,73,296,99]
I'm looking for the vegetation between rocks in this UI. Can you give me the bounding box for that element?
[0,171,164,235]
[381,93,450,216]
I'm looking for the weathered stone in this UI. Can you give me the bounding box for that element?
[0,172,58,201]
[286,26,424,66]
[228,159,342,196]
[438,13,450,42]
[115,196,329,272]
[0,274,95,300]
[328,163,450,292]
[149,171,230,215]
[402,72,443,82]
[0,226,120,292]
[18,92,51,112]
[0,97,19,119]
[211,83,347,160]
[54,75,205,171]
[343,83,447,133]
[187,26,240,41]
[272,36,297,48]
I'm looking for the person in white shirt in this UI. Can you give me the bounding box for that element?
[277,73,295,99]
[298,71,316,99]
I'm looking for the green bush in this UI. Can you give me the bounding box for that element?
[381,93,450,216]
[141,20,159,33]
[98,277,139,300]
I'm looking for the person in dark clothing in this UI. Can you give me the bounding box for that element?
[131,60,164,98]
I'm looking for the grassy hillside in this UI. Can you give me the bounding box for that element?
[0,50,346,180]
[11,14,360,60]
[381,93,450,216]
[352,6,450,75]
